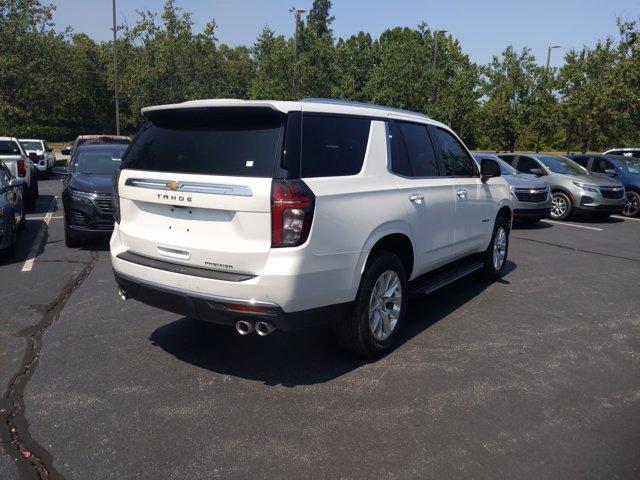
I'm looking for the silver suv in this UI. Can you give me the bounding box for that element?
[499,153,625,220]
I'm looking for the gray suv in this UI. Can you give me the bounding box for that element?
[474,153,550,224]
[499,153,625,220]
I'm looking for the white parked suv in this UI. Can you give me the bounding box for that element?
[0,136,39,210]
[110,99,512,357]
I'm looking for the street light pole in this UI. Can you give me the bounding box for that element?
[546,45,561,72]
[112,0,120,136]
[290,6,306,99]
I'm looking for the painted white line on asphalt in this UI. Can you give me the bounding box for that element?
[613,215,640,222]
[542,220,603,231]
[27,215,64,220]
[21,199,56,272]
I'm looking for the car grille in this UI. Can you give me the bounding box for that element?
[514,188,548,203]
[94,194,113,214]
[599,186,624,199]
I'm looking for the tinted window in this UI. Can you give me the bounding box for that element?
[498,154,517,166]
[121,108,284,177]
[301,115,370,177]
[397,122,439,176]
[571,156,590,168]
[388,121,411,176]
[433,128,476,176]
[74,147,128,175]
[592,158,613,173]
[0,141,21,155]
[517,156,541,174]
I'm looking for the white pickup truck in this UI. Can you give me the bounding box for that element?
[0,137,39,210]
[19,138,56,177]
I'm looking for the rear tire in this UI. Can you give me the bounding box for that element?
[477,216,509,281]
[334,251,408,358]
[550,192,572,220]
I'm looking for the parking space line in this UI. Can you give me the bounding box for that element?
[27,215,64,220]
[21,199,56,272]
[541,220,603,231]
[613,215,640,222]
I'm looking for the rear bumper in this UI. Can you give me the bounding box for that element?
[114,270,351,331]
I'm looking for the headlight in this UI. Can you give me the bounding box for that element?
[572,181,599,193]
[508,185,516,195]
[68,188,96,205]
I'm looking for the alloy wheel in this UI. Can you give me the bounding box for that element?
[551,195,567,219]
[492,227,507,270]
[624,192,639,216]
[368,270,402,341]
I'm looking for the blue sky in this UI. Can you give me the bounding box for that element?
[49,0,638,67]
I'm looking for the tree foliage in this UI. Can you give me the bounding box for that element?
[1,0,639,152]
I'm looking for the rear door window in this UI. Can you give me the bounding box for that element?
[121,108,285,177]
[397,122,440,177]
[301,115,370,177]
[432,128,476,176]
[515,156,540,174]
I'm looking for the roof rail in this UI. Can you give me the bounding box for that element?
[300,98,430,119]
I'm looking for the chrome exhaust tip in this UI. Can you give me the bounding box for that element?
[255,321,275,337]
[235,320,254,335]
[117,285,129,301]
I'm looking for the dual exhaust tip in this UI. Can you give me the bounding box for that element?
[236,320,275,336]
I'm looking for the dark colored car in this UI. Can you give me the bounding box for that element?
[61,135,131,156]
[54,144,127,247]
[0,161,25,256]
[570,154,640,217]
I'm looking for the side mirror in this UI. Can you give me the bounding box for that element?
[481,159,501,181]
[8,178,25,188]
[51,166,70,176]
[61,147,71,156]
[529,168,545,176]
[46,147,53,153]
[603,168,619,176]
[27,152,38,161]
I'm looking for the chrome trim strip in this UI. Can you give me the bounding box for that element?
[113,269,279,308]
[124,178,252,197]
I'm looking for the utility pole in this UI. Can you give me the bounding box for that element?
[290,6,306,99]
[112,0,120,135]
[535,45,561,152]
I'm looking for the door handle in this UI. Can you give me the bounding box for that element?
[409,193,424,203]
[456,189,467,199]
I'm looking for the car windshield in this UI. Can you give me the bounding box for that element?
[538,156,587,175]
[20,141,42,151]
[74,147,127,174]
[0,140,21,155]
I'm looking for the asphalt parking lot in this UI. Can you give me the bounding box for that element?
[1,177,639,480]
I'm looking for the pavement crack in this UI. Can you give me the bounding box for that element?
[0,251,98,480]
[511,236,640,263]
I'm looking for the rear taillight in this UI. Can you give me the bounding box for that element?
[17,159,26,177]
[271,179,315,247]
[112,169,121,223]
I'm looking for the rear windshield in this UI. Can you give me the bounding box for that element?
[121,108,284,177]
[0,141,21,155]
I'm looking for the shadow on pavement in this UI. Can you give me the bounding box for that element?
[512,220,553,230]
[149,261,516,387]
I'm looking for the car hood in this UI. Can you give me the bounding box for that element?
[556,172,623,187]
[503,174,548,189]
[69,173,113,194]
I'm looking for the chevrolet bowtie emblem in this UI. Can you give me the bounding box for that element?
[166,181,183,191]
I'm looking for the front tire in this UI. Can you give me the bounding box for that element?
[334,251,408,358]
[477,216,509,281]
[623,191,640,217]
[550,192,572,220]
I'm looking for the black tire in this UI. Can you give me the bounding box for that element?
[476,216,509,281]
[550,192,572,220]
[334,250,408,358]
[1,218,17,258]
[64,222,82,248]
[24,184,37,211]
[623,191,640,217]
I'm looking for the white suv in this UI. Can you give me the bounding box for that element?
[110,99,512,357]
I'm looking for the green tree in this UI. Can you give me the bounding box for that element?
[250,27,294,99]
